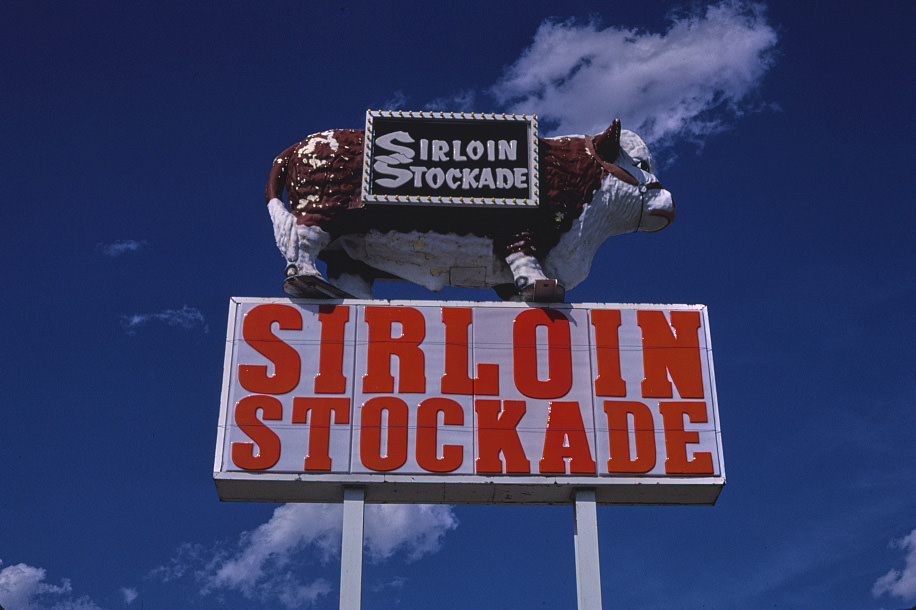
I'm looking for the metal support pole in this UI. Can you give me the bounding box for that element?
[339,486,365,610]
[573,489,602,610]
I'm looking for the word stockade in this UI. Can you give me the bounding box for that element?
[215,111,723,610]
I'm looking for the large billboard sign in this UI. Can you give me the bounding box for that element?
[214,299,724,505]
[361,111,538,207]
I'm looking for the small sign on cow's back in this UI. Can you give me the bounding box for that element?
[362,110,538,208]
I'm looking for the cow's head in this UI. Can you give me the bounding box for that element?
[587,119,676,234]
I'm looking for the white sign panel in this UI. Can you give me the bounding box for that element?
[214,299,724,505]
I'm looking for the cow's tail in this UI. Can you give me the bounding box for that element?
[265,144,296,204]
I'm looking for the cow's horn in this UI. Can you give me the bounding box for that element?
[592,118,622,162]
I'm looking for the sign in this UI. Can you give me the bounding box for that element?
[214,299,724,505]
[361,111,538,207]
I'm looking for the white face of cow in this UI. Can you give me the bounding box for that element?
[582,128,676,239]
[543,125,677,291]
[617,129,676,233]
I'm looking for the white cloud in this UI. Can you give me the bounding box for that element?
[121,305,209,334]
[159,503,457,609]
[364,504,458,562]
[422,90,478,113]
[98,239,147,257]
[381,89,409,110]
[0,560,103,610]
[202,503,342,598]
[272,574,333,608]
[371,575,407,593]
[119,587,138,605]
[490,0,777,144]
[0,562,49,610]
[873,528,916,601]
[147,542,205,583]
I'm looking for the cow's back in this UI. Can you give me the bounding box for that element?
[285,129,365,226]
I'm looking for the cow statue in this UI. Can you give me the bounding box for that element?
[265,118,675,301]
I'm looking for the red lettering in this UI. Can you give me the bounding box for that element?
[539,401,596,474]
[416,397,464,472]
[604,400,656,473]
[638,310,704,399]
[512,308,573,399]
[659,401,714,474]
[292,397,350,471]
[359,396,409,471]
[231,395,282,470]
[238,304,301,394]
[475,399,530,473]
[362,306,426,393]
[440,307,498,395]
[591,309,626,396]
[314,305,349,394]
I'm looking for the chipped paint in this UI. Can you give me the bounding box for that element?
[409,236,429,251]
[296,195,320,210]
[335,230,511,292]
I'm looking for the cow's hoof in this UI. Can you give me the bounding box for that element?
[518,279,566,303]
[283,273,355,299]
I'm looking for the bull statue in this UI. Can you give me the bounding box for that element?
[265,118,675,301]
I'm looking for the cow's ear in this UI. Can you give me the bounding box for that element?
[592,118,621,162]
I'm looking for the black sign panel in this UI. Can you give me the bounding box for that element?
[362,111,538,208]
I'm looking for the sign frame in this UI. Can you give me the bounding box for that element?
[214,298,725,506]
[361,110,539,208]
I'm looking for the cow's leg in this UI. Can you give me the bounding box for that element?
[290,223,332,278]
[506,252,565,302]
[269,198,299,264]
[279,225,343,298]
[507,252,548,287]
[270,199,355,298]
[269,198,329,278]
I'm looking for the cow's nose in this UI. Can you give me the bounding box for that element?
[640,190,676,232]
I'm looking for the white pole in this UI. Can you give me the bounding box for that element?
[573,489,602,610]
[339,486,365,610]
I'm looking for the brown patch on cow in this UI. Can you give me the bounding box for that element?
[281,129,365,225]
[267,129,610,259]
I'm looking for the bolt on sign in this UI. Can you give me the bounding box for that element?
[361,111,538,207]
[214,299,724,505]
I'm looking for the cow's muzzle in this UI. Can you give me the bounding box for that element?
[639,182,676,232]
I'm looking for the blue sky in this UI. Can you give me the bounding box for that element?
[2,1,915,609]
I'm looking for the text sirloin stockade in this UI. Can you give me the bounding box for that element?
[220,302,720,479]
